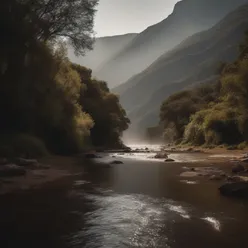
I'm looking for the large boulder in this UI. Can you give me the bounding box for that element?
[0,164,26,177]
[219,182,248,198]
[232,164,245,174]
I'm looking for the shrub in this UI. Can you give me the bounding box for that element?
[0,133,48,158]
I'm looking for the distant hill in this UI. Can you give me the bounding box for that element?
[68,33,137,72]
[115,4,248,136]
[95,0,248,88]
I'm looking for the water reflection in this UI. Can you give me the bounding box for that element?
[68,186,229,248]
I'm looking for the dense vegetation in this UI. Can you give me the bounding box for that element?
[160,33,248,147]
[0,0,129,157]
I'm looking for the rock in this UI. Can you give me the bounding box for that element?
[191,168,196,171]
[232,164,245,174]
[110,160,123,165]
[0,164,26,177]
[145,148,149,151]
[164,158,175,162]
[219,182,248,198]
[154,152,168,159]
[84,153,99,159]
[16,158,39,167]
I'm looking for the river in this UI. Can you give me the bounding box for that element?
[0,145,248,248]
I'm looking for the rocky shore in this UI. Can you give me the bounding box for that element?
[1,146,248,199]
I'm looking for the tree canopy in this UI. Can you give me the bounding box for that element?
[0,0,130,157]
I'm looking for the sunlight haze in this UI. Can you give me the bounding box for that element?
[94,0,179,37]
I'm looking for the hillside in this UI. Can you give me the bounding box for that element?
[116,4,248,137]
[96,0,248,88]
[68,33,137,72]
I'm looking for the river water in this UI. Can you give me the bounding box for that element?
[0,145,248,248]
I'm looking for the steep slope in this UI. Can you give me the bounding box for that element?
[116,4,248,135]
[96,0,248,88]
[68,33,137,72]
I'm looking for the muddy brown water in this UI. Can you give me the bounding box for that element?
[0,151,248,248]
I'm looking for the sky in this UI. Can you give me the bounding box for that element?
[94,0,179,37]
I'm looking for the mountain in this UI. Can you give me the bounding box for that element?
[68,33,137,72]
[95,0,248,88]
[115,4,248,137]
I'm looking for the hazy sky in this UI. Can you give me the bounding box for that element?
[94,0,179,37]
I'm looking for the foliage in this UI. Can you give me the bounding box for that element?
[0,0,129,156]
[72,64,130,148]
[159,32,248,146]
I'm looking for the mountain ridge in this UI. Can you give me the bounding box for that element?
[116,4,248,136]
[95,0,248,88]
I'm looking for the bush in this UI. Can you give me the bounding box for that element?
[0,133,48,158]
[238,142,247,150]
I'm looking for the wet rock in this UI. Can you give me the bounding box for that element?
[110,160,123,165]
[219,182,248,198]
[232,164,245,174]
[164,158,175,162]
[0,164,26,177]
[154,152,168,159]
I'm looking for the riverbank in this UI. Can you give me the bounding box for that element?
[0,156,84,195]
[1,147,248,196]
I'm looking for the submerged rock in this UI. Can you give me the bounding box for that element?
[219,182,248,198]
[0,164,26,177]
[164,158,175,162]
[110,160,123,165]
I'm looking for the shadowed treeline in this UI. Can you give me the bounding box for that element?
[0,0,129,157]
